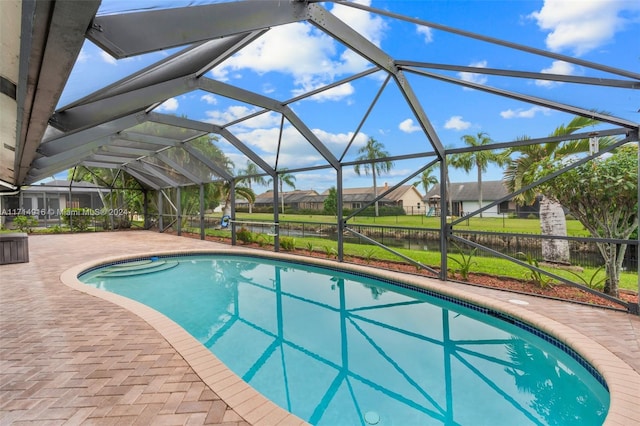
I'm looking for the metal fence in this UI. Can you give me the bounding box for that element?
[233,219,637,272]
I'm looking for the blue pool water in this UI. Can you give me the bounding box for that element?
[80,254,609,425]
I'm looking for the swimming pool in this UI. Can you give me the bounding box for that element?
[79,253,609,425]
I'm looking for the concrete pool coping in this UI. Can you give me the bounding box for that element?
[61,247,640,426]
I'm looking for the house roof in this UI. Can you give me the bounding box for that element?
[424,181,509,202]
[251,189,319,204]
[20,179,108,194]
[321,184,420,203]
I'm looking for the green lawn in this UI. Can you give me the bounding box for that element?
[196,227,638,292]
[232,212,590,236]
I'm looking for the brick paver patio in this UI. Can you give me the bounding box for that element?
[1,231,638,425]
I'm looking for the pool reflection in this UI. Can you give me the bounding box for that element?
[83,256,609,426]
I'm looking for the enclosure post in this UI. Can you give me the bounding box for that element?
[230,180,237,246]
[337,166,344,261]
[440,155,448,281]
[143,189,149,229]
[158,190,163,232]
[272,176,279,252]
[199,184,205,240]
[42,191,47,229]
[636,143,640,315]
[68,185,73,231]
[109,188,115,231]
[176,187,182,236]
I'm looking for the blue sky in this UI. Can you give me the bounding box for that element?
[54,0,640,194]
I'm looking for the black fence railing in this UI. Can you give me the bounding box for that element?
[226,219,637,273]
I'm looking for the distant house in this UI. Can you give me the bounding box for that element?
[423,180,536,217]
[237,190,323,212]
[0,180,107,227]
[326,183,425,215]
[241,183,425,215]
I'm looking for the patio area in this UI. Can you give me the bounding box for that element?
[1,231,639,425]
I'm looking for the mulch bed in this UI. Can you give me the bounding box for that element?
[175,231,637,311]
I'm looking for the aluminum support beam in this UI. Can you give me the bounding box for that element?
[88,154,134,165]
[156,152,204,184]
[117,132,183,147]
[199,184,205,240]
[14,0,101,185]
[336,167,344,261]
[281,106,341,170]
[63,34,258,109]
[101,146,158,157]
[339,1,640,81]
[307,4,445,158]
[138,162,181,188]
[38,113,146,156]
[50,76,197,133]
[440,157,448,281]
[199,77,283,111]
[408,68,639,130]
[81,161,122,169]
[147,113,276,177]
[158,190,163,230]
[181,143,234,181]
[397,61,640,89]
[123,166,162,190]
[272,179,279,251]
[176,187,181,236]
[200,78,340,169]
[88,1,309,58]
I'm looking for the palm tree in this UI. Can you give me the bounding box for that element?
[503,115,608,264]
[449,132,505,218]
[413,165,439,194]
[213,181,255,217]
[238,161,267,213]
[268,168,296,214]
[354,137,393,217]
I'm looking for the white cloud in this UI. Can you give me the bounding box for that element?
[295,82,355,102]
[312,128,368,151]
[155,98,179,112]
[99,51,117,65]
[458,60,488,86]
[204,106,280,129]
[444,116,471,131]
[500,106,552,119]
[209,0,387,102]
[77,48,90,63]
[399,118,421,133]
[535,60,576,87]
[530,0,640,55]
[330,0,386,47]
[416,25,433,43]
[200,94,217,105]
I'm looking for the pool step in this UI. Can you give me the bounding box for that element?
[96,260,178,277]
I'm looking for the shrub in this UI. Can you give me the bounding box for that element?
[323,245,337,258]
[447,244,477,280]
[280,237,296,251]
[48,225,63,234]
[517,252,554,288]
[13,215,39,233]
[236,227,253,244]
[62,208,93,231]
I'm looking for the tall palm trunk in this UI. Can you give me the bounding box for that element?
[280,180,284,214]
[477,163,483,218]
[539,196,570,264]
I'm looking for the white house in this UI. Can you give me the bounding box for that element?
[423,181,527,217]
